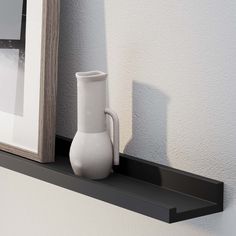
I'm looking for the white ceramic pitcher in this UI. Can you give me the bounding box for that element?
[69,71,119,179]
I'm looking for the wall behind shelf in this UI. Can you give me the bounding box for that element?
[1,0,236,235]
[57,0,236,235]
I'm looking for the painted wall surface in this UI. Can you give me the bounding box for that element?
[0,0,236,235]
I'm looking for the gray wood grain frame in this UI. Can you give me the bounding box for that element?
[0,0,60,163]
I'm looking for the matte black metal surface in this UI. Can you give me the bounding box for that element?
[0,137,223,223]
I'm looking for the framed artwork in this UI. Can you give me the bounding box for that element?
[0,0,60,162]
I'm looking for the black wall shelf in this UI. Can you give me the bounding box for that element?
[0,137,223,223]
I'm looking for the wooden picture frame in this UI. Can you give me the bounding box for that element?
[0,0,60,163]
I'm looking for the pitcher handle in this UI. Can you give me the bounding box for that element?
[105,108,120,165]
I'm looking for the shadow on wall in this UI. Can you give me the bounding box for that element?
[124,81,170,166]
[124,81,233,235]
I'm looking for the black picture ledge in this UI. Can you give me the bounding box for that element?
[0,136,223,223]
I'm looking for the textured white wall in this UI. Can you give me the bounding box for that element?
[0,0,236,235]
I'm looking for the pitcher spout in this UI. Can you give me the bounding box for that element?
[76,71,107,82]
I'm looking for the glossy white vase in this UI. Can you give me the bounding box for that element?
[69,71,120,180]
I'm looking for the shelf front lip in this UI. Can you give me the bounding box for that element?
[0,137,224,223]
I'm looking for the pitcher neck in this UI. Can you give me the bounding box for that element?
[76,71,108,133]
